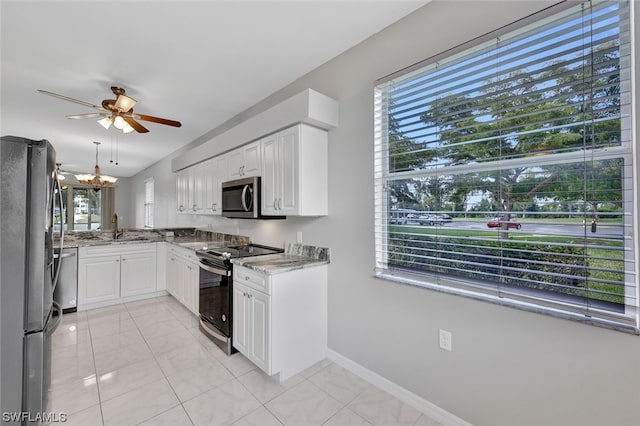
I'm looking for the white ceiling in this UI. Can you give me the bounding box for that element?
[1,0,427,178]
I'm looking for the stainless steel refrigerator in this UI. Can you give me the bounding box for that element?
[1,136,64,425]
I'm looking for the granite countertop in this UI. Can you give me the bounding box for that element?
[231,243,330,275]
[58,228,250,249]
[59,230,330,275]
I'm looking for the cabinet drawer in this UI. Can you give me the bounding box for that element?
[234,266,270,294]
[167,244,199,263]
[80,242,156,258]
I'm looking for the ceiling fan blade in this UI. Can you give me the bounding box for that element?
[66,113,109,119]
[135,114,182,128]
[37,89,108,111]
[123,116,149,133]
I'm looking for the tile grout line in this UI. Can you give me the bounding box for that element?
[125,297,191,426]
[86,304,118,426]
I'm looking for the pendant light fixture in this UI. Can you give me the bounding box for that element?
[75,141,117,191]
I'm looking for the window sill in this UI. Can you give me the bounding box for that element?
[374,270,639,335]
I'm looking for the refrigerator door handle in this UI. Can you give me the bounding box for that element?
[46,301,63,336]
[51,170,65,293]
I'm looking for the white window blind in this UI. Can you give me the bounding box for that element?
[144,178,154,228]
[374,0,637,332]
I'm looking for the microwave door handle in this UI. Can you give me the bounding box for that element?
[241,184,253,212]
[241,185,249,211]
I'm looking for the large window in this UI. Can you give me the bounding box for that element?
[53,185,114,231]
[374,0,637,331]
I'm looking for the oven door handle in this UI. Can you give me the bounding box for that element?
[200,318,229,342]
[199,261,231,276]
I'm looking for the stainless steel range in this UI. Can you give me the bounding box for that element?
[196,244,283,355]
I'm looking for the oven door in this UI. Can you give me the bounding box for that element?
[198,260,232,338]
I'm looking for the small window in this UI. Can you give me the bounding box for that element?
[374,0,637,332]
[144,178,154,228]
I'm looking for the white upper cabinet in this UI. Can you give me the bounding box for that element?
[176,156,227,215]
[227,140,261,180]
[176,171,188,213]
[202,156,226,215]
[175,123,328,217]
[261,124,328,216]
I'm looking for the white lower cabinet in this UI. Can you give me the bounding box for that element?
[78,243,157,308]
[232,264,327,381]
[166,245,199,314]
[78,255,121,305]
[233,282,271,373]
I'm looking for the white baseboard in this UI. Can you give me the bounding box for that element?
[327,349,473,426]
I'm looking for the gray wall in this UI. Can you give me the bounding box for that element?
[128,2,640,425]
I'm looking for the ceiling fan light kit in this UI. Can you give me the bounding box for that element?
[38,86,182,134]
[75,141,117,191]
[98,116,113,129]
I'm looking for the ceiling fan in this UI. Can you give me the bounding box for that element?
[38,86,182,134]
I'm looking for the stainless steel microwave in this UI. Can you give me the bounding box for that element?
[221,176,260,218]
[221,176,285,219]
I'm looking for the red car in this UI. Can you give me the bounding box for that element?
[487,217,522,229]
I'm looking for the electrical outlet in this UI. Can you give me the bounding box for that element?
[296,231,303,243]
[439,329,452,351]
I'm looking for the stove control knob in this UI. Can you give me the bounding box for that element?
[222,314,227,322]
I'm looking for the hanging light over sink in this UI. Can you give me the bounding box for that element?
[75,141,117,192]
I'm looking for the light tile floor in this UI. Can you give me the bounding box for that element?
[49,295,444,426]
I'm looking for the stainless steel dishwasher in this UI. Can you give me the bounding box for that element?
[54,247,78,313]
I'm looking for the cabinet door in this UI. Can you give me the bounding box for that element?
[278,128,299,214]
[183,261,199,314]
[121,252,157,297]
[248,289,271,373]
[213,155,227,214]
[78,255,120,305]
[261,133,279,215]
[227,149,244,180]
[202,160,216,215]
[191,165,205,213]
[167,255,184,302]
[176,172,187,213]
[232,282,249,355]
[243,141,261,177]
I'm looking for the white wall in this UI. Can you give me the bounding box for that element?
[128,2,640,425]
[113,177,133,229]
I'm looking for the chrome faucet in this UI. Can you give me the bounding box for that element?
[111,213,123,239]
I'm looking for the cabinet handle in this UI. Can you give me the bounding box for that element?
[179,205,185,212]
[278,198,282,210]
[245,276,250,281]
[248,294,252,299]
[273,199,278,210]
[243,292,247,297]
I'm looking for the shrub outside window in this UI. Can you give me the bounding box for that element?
[374,0,637,332]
